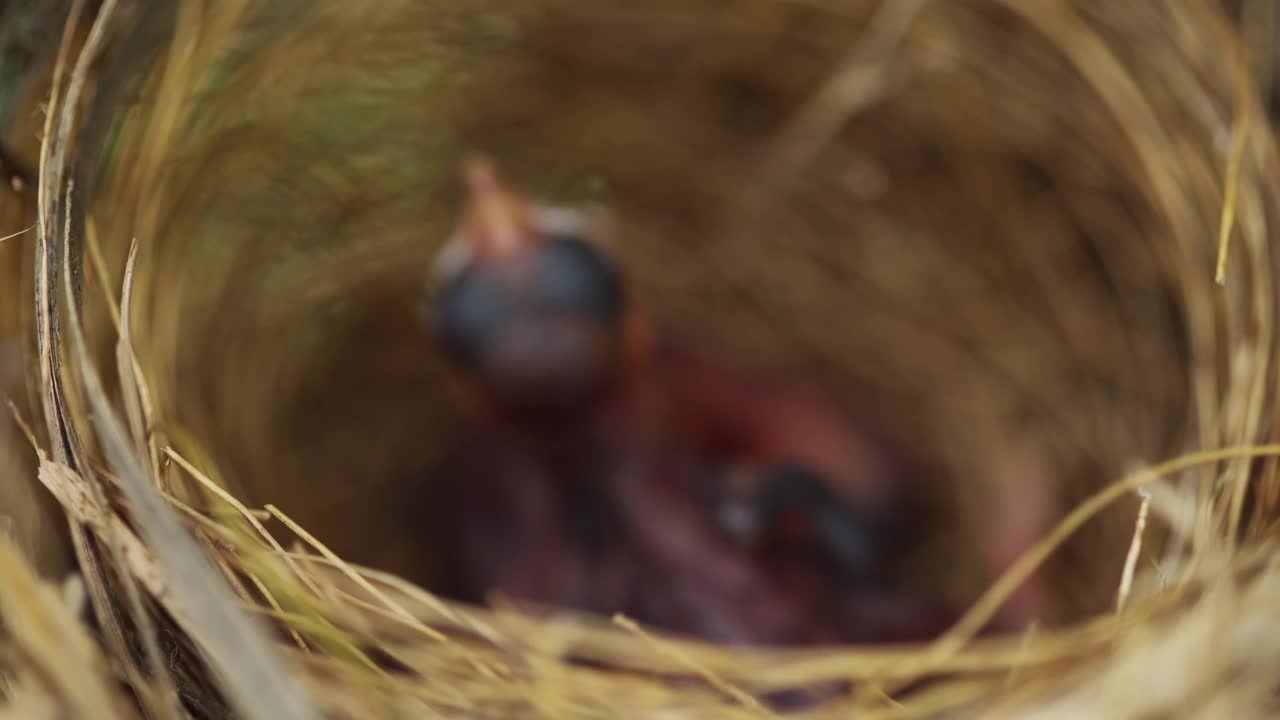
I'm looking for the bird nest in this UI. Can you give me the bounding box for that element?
[1,0,1279,717]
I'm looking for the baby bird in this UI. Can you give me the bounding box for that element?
[422,157,643,614]
[422,157,1029,644]
[716,463,891,586]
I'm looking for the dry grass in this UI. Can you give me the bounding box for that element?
[2,0,1280,717]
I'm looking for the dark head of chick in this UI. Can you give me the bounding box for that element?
[424,159,637,427]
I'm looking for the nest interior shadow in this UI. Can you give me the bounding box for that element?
[65,0,1275,648]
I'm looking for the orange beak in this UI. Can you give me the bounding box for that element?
[458,156,537,261]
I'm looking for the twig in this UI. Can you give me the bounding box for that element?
[614,615,771,716]
[163,447,325,598]
[1116,487,1153,613]
[1214,45,1252,286]
[885,444,1280,687]
[0,225,35,244]
[0,536,123,719]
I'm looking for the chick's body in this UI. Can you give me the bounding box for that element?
[620,339,957,645]
[422,159,981,645]
[429,430,634,616]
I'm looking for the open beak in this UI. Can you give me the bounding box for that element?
[461,157,532,257]
[431,157,539,283]
[442,157,539,271]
